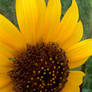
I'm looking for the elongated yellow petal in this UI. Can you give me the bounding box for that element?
[0,83,14,92]
[0,66,12,74]
[68,71,85,85]
[62,71,85,92]
[62,84,80,92]
[66,39,92,62]
[54,0,79,45]
[69,57,88,69]
[62,21,83,50]
[0,52,13,74]
[0,74,11,88]
[0,54,12,88]
[36,0,46,14]
[0,42,14,57]
[44,0,61,42]
[0,14,26,50]
[0,54,13,67]
[36,0,46,42]
[16,0,38,45]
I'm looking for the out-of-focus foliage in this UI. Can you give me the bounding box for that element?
[0,0,92,92]
[0,0,17,26]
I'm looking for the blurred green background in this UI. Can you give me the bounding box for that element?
[0,0,92,92]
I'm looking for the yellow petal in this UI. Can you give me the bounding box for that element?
[36,0,46,15]
[0,14,26,50]
[69,57,88,69]
[0,54,13,67]
[68,71,85,85]
[44,0,61,42]
[62,21,83,50]
[0,42,14,57]
[66,39,92,62]
[0,74,11,88]
[62,71,85,92]
[16,0,38,45]
[54,0,79,45]
[62,84,80,92]
[36,0,46,42]
[0,66,12,74]
[0,83,14,92]
[0,54,12,88]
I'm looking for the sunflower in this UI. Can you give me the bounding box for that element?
[0,0,92,92]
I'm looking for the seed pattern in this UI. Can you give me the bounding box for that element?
[9,42,69,92]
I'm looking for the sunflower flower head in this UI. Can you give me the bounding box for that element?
[0,0,92,92]
[9,42,69,92]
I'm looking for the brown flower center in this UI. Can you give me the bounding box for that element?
[9,42,69,92]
